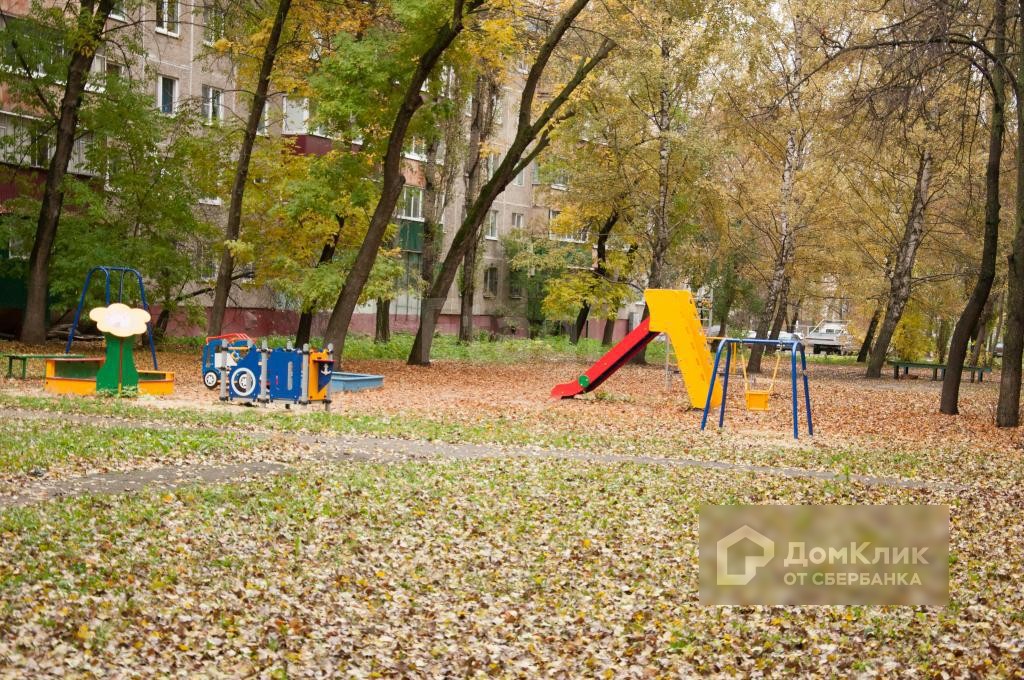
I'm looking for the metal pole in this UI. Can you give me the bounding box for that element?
[219,340,229,402]
[299,343,310,405]
[65,267,97,355]
[801,345,813,436]
[258,341,270,404]
[719,341,732,428]
[701,339,727,431]
[324,343,334,412]
[790,342,799,439]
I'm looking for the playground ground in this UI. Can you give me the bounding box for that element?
[1,340,1022,675]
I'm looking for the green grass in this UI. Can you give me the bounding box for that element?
[2,392,1003,484]
[159,331,670,364]
[0,418,257,474]
[0,460,1019,676]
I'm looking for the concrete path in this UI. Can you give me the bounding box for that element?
[0,410,959,509]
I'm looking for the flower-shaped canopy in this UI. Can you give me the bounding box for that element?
[89,303,151,338]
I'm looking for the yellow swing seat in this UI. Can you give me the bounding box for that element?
[738,344,782,412]
[745,389,772,411]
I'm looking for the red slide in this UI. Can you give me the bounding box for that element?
[551,318,659,398]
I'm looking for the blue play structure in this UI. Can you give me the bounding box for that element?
[65,266,158,369]
[219,341,334,404]
[331,372,385,392]
[201,333,255,389]
[700,337,813,439]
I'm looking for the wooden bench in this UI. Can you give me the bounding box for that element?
[4,353,85,379]
[888,360,993,383]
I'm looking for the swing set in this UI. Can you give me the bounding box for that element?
[700,337,813,439]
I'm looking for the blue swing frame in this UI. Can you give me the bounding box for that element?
[700,338,813,439]
[64,266,159,369]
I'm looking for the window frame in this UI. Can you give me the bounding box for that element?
[203,2,226,45]
[201,84,224,124]
[157,74,177,114]
[397,185,424,222]
[484,209,499,240]
[483,265,499,298]
[155,0,180,36]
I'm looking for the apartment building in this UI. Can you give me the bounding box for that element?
[1,1,634,341]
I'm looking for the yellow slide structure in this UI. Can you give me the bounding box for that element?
[646,289,722,408]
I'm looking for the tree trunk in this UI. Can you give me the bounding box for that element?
[420,140,443,288]
[577,210,619,346]
[458,238,479,342]
[407,13,614,365]
[987,290,1005,355]
[764,278,789,356]
[208,0,293,336]
[857,303,882,363]
[323,0,482,357]
[601,316,616,346]
[749,130,800,374]
[458,75,498,342]
[969,293,996,367]
[867,148,932,378]
[936,317,950,364]
[375,299,391,343]
[996,3,1024,426]
[296,216,344,348]
[572,303,590,343]
[20,0,114,344]
[940,0,1005,413]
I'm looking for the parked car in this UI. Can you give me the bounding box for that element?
[994,342,1004,358]
[743,329,804,349]
[804,321,854,355]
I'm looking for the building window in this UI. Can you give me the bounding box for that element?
[256,106,269,135]
[282,97,307,133]
[203,3,226,44]
[110,0,126,20]
[531,163,540,184]
[485,209,498,240]
[31,135,50,168]
[511,212,524,230]
[513,168,524,186]
[484,266,498,297]
[548,209,588,243]
[157,75,176,114]
[486,152,500,179]
[155,0,179,34]
[398,185,424,221]
[202,85,223,123]
[106,61,126,80]
[509,273,523,299]
[404,137,426,159]
[492,91,504,126]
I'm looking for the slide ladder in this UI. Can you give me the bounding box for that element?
[551,289,721,407]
